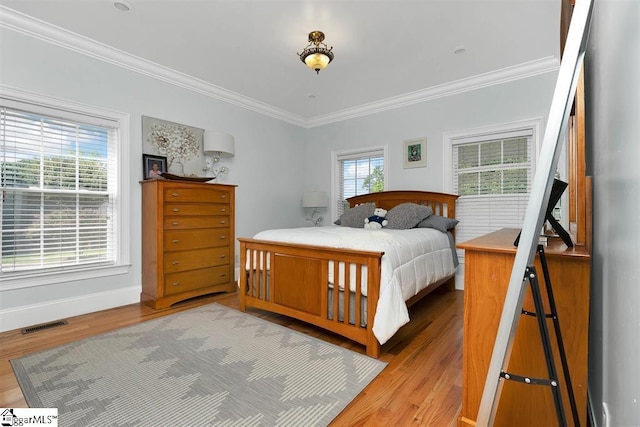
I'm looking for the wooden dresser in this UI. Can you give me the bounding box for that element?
[457,228,590,427]
[141,180,236,309]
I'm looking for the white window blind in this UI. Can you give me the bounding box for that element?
[453,129,535,263]
[1,104,118,274]
[336,149,384,216]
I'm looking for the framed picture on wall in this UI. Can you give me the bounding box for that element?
[143,154,167,179]
[403,137,427,169]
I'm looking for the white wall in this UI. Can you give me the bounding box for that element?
[305,75,557,207]
[0,29,307,329]
[585,1,640,425]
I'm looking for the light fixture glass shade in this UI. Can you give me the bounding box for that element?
[302,191,329,208]
[304,53,331,71]
[203,131,235,158]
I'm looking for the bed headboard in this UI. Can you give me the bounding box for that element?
[347,190,459,219]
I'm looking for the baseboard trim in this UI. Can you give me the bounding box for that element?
[0,286,140,333]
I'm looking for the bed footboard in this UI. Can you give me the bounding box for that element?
[238,237,384,358]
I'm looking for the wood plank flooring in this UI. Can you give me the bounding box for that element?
[0,288,463,426]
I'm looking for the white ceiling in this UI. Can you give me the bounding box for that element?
[0,0,561,126]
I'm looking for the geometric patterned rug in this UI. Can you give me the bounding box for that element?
[11,303,386,426]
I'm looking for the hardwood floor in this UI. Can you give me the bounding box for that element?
[0,288,463,426]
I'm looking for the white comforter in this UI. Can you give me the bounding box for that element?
[251,225,456,344]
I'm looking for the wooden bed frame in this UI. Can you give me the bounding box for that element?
[238,190,459,358]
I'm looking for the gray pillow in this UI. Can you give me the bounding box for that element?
[417,215,459,233]
[385,203,433,230]
[336,202,375,228]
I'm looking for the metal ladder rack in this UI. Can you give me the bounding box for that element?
[496,245,579,426]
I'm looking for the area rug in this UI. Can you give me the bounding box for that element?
[11,303,386,426]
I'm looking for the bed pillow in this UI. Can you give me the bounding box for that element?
[385,203,433,229]
[335,202,376,228]
[417,215,459,233]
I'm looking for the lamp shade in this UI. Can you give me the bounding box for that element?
[304,52,331,71]
[302,191,329,208]
[204,131,235,158]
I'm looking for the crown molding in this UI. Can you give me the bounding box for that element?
[1,6,559,129]
[306,57,559,128]
[0,6,308,127]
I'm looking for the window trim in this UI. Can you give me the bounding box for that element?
[0,85,131,290]
[331,146,388,222]
[443,118,544,267]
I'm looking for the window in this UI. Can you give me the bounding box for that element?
[334,148,385,217]
[1,90,130,288]
[454,137,530,197]
[445,119,542,263]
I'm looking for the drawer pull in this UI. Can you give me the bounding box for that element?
[221,208,226,213]
[220,273,227,278]
[172,239,180,243]
[172,208,180,212]
[220,195,227,199]
[220,236,227,240]
[219,220,226,224]
[171,192,179,197]
[171,282,180,287]
[172,261,179,265]
[220,255,226,259]
[172,222,179,226]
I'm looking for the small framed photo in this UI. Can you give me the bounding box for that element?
[403,137,427,169]
[143,154,167,179]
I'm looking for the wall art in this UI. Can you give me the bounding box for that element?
[403,137,427,169]
[141,116,204,176]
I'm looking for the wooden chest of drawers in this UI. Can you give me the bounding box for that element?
[141,180,236,309]
[456,228,590,426]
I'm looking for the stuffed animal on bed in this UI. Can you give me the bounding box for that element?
[364,207,388,229]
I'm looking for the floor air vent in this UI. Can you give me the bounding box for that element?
[22,320,68,335]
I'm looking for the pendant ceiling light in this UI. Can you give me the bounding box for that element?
[298,31,334,74]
